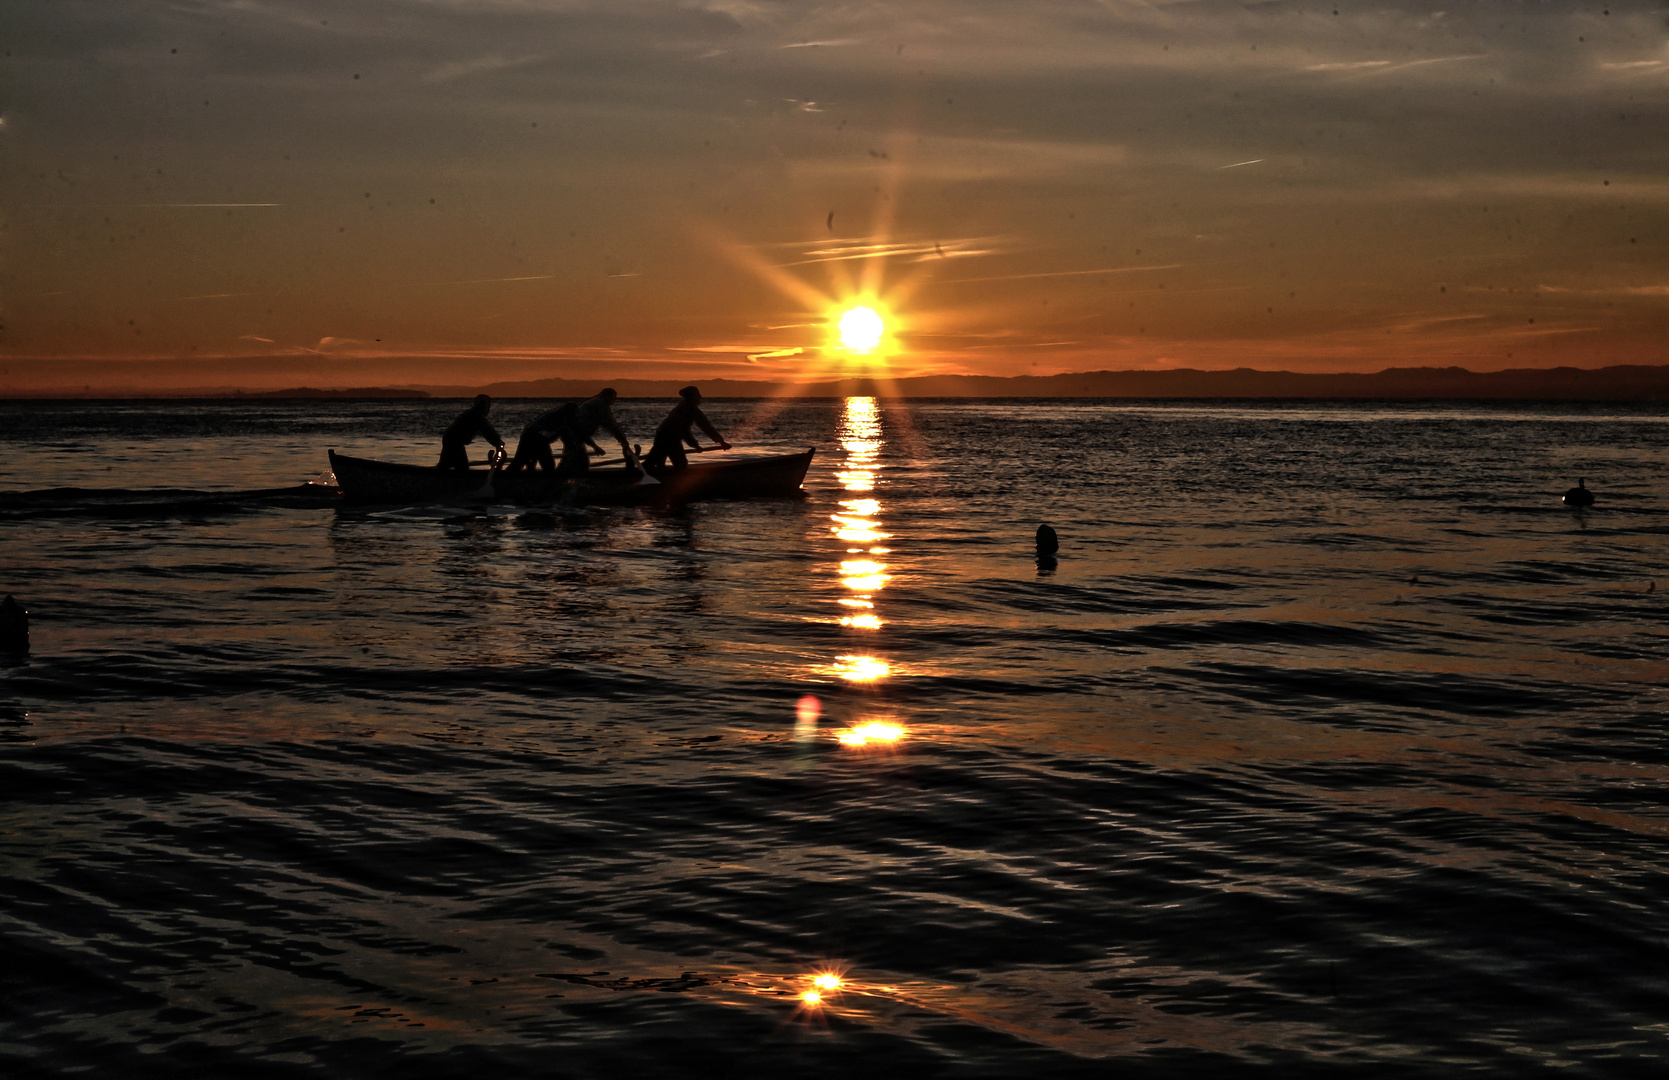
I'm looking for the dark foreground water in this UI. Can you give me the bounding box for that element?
[1,397,1666,1078]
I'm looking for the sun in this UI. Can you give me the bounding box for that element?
[837,306,885,353]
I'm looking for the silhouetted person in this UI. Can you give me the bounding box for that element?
[0,595,27,653]
[1563,478,1595,507]
[557,389,637,477]
[646,386,730,472]
[438,395,505,472]
[505,402,600,475]
[1036,523,1059,555]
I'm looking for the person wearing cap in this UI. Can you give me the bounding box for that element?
[556,388,638,476]
[645,385,730,473]
[437,394,506,472]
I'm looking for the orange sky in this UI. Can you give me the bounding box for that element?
[2,2,1665,392]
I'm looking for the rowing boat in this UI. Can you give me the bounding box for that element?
[327,450,496,505]
[327,448,815,506]
[644,448,815,502]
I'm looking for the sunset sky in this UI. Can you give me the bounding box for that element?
[2,1,1665,391]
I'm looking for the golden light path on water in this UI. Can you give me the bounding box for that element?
[831,398,895,697]
[817,396,906,744]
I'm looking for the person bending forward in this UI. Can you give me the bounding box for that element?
[646,385,730,472]
[505,402,600,475]
[558,389,637,477]
[438,395,506,472]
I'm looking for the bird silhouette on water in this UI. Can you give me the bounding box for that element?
[1563,478,1595,507]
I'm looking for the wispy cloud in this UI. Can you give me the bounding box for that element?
[411,275,555,287]
[747,347,805,363]
[1306,54,1486,77]
[424,55,544,83]
[964,340,1079,349]
[1307,60,1393,72]
[936,264,1183,285]
[777,237,997,267]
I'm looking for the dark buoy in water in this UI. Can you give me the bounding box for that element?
[0,595,27,654]
[1035,524,1059,576]
[1563,478,1595,507]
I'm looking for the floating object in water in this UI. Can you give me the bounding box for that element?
[0,595,28,653]
[1649,581,1657,594]
[1563,478,1595,507]
[1036,523,1059,555]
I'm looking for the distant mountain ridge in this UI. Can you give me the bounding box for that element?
[7,364,1668,400]
[239,386,430,399]
[430,363,1669,401]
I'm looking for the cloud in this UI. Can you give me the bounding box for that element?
[938,264,1183,285]
[747,347,805,363]
[424,55,547,84]
[777,237,999,267]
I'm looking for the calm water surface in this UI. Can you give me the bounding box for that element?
[1,398,1666,1078]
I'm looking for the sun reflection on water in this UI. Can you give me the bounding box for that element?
[805,397,903,737]
[837,721,904,747]
[833,398,889,645]
[835,655,890,682]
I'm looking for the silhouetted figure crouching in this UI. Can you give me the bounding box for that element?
[646,385,730,472]
[505,402,601,475]
[438,395,506,472]
[556,389,638,477]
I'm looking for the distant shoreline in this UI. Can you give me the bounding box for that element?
[4,363,1668,401]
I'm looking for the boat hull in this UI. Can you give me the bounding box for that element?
[328,450,496,505]
[328,448,814,506]
[643,449,815,502]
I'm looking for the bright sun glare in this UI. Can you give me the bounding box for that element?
[837,721,904,747]
[837,306,885,353]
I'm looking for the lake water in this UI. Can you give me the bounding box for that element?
[1,397,1666,1078]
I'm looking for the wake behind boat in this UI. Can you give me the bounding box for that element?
[327,448,814,507]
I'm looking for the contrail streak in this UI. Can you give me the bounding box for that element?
[936,264,1182,284]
